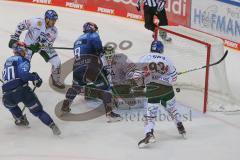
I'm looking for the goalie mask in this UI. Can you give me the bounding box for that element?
[103,45,115,64]
[150,40,164,54]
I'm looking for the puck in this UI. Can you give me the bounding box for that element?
[176,88,180,92]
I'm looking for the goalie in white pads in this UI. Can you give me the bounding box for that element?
[8,10,65,89]
[101,46,146,109]
[128,41,186,148]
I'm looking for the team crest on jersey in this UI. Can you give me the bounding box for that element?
[37,21,42,27]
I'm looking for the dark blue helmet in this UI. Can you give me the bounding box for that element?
[45,10,58,20]
[83,22,98,33]
[150,40,164,53]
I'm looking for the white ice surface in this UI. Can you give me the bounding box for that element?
[0,1,240,160]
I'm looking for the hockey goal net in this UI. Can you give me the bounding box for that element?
[157,26,239,113]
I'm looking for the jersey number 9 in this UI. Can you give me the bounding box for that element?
[74,47,81,61]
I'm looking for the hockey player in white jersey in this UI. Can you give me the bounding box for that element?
[8,10,65,89]
[127,40,186,148]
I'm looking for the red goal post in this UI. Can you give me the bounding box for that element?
[156,26,235,113]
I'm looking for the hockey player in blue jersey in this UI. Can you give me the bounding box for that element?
[1,42,61,135]
[60,22,121,122]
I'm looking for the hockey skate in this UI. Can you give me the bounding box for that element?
[14,114,29,127]
[159,30,172,42]
[106,111,122,123]
[60,99,71,116]
[177,122,186,139]
[138,129,156,148]
[51,75,65,89]
[49,123,61,135]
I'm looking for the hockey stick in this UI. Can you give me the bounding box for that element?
[0,79,3,83]
[177,50,228,75]
[50,47,73,50]
[40,46,73,50]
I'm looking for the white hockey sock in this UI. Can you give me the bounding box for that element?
[49,56,61,82]
[144,103,159,134]
[165,96,181,125]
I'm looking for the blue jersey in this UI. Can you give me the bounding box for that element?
[2,55,36,92]
[73,32,103,61]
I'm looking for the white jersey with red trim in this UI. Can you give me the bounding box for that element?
[11,17,57,47]
[138,52,177,86]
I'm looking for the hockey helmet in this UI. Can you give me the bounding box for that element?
[83,22,98,33]
[13,42,27,57]
[150,40,164,53]
[45,10,58,20]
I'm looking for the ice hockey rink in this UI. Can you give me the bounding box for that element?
[0,1,240,160]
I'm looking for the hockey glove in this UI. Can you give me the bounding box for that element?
[136,5,141,12]
[32,72,43,88]
[9,32,21,48]
[28,43,41,53]
[157,0,166,13]
[136,0,141,11]
[8,39,18,49]
[9,40,27,50]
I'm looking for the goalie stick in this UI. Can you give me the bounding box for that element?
[177,50,228,75]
